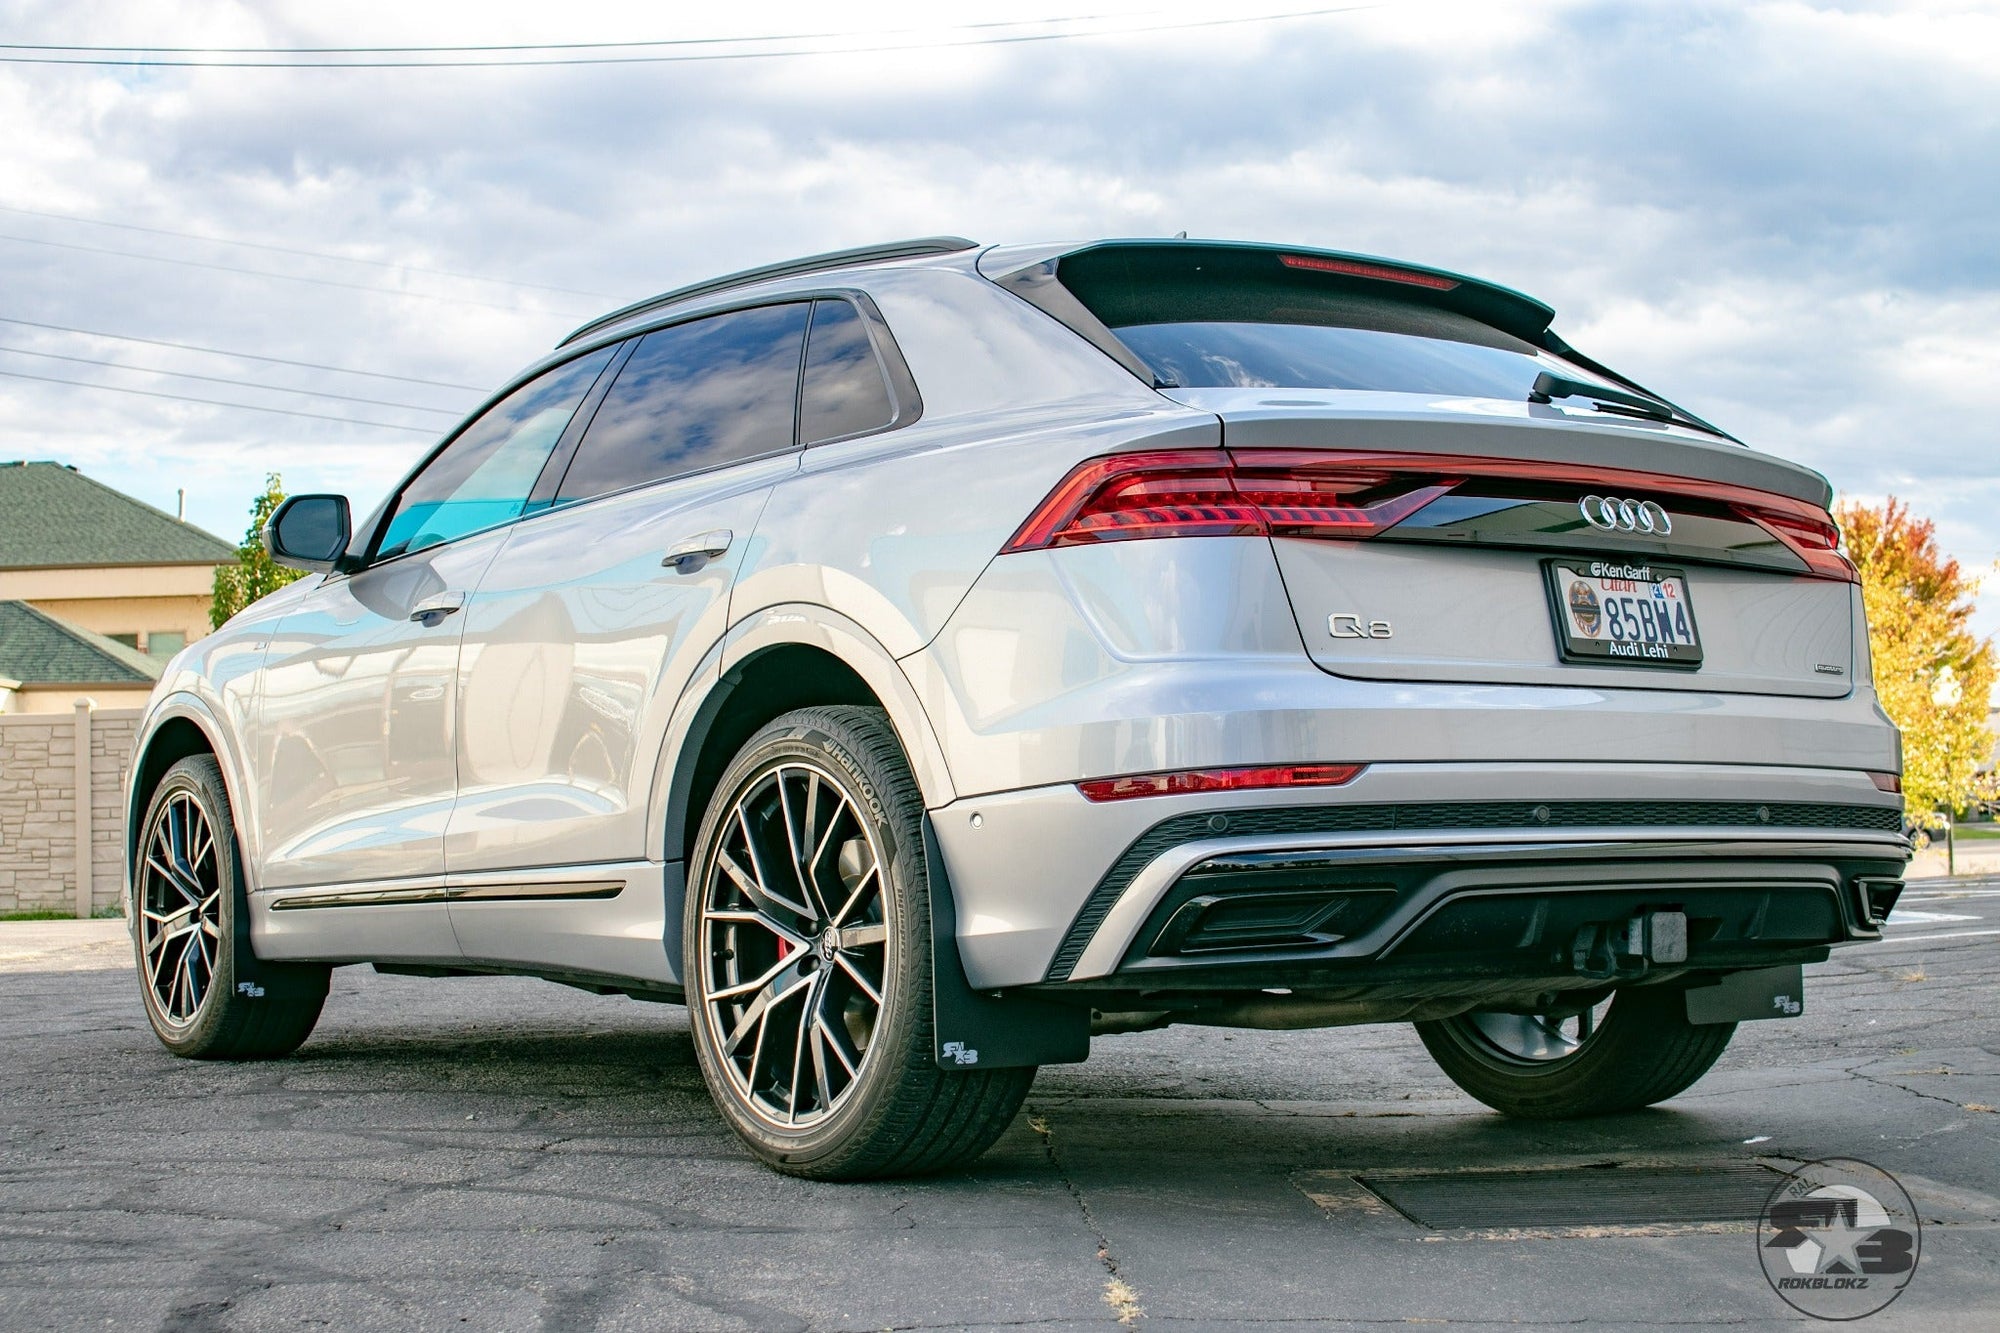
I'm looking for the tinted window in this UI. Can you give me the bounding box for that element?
[378,347,613,558]
[1114,319,1616,399]
[800,299,895,444]
[556,303,809,503]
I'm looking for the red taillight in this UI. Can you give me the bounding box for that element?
[1003,450,1460,552]
[1077,763,1366,802]
[1005,448,1860,583]
[1737,506,1858,582]
[1279,253,1460,291]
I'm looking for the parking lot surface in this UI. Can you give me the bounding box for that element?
[3,882,1998,1332]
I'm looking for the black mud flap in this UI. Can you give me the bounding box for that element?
[1684,964,1805,1025]
[229,881,330,1003]
[925,816,1088,1070]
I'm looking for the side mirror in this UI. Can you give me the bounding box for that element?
[264,494,352,572]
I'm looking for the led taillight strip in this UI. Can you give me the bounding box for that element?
[1077,763,1366,802]
[1003,448,1858,582]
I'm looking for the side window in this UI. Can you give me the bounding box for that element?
[555,303,809,504]
[800,299,897,445]
[378,347,614,559]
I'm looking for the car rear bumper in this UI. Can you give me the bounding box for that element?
[930,761,1908,990]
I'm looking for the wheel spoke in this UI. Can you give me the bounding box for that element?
[817,1014,861,1077]
[709,953,795,1003]
[836,922,887,949]
[834,952,883,1005]
[829,839,878,926]
[727,812,812,920]
[777,772,830,922]
[810,1022,835,1108]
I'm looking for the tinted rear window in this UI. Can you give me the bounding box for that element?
[556,302,809,503]
[800,299,895,444]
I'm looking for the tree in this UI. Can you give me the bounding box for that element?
[210,473,304,628]
[1835,496,1997,830]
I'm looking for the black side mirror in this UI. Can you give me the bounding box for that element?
[264,494,352,572]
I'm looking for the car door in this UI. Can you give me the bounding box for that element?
[250,345,616,958]
[444,302,812,980]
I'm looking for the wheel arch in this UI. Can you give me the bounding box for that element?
[650,605,956,868]
[127,696,254,897]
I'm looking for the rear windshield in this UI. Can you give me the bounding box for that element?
[1046,246,1623,399]
[1115,315,1610,398]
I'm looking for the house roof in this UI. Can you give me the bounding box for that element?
[0,461,236,569]
[0,600,162,685]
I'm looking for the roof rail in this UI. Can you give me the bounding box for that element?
[558,236,980,347]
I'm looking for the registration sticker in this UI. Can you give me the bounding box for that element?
[1544,558,1703,667]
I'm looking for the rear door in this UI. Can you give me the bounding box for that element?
[443,301,815,979]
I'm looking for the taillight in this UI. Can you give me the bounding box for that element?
[1006,448,1860,583]
[1278,254,1460,291]
[1077,763,1366,802]
[1737,506,1859,582]
[1003,450,1460,552]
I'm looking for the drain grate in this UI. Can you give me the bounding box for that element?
[1355,1161,1784,1230]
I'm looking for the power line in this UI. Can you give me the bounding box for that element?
[0,202,609,299]
[0,344,464,415]
[0,230,588,313]
[0,367,438,434]
[0,6,1378,68]
[0,315,489,390]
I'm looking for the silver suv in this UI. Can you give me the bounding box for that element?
[126,238,1909,1178]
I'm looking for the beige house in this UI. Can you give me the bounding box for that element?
[0,461,235,712]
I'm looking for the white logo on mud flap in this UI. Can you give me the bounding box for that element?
[236,982,265,998]
[941,1041,980,1065]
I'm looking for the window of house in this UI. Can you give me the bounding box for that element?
[146,631,187,658]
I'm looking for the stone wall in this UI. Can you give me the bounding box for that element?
[0,705,141,916]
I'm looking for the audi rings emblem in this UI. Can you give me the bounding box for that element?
[1579,495,1673,535]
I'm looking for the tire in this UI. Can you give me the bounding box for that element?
[1415,985,1735,1119]
[132,755,329,1059]
[684,706,1033,1179]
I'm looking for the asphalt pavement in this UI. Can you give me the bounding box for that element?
[2,883,1998,1332]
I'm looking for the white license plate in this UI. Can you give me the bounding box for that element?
[1545,559,1703,667]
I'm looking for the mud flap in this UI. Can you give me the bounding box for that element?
[229,880,329,1003]
[924,815,1088,1070]
[1684,964,1805,1025]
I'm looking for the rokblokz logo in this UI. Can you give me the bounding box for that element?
[1758,1158,1920,1320]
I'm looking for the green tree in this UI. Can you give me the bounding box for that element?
[1835,496,1997,830]
[210,473,304,628]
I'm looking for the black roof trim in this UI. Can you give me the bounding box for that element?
[558,236,979,348]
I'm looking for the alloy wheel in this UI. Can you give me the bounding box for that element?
[138,789,224,1030]
[1463,998,1613,1064]
[697,760,891,1129]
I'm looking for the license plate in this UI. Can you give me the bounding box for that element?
[1545,559,1702,667]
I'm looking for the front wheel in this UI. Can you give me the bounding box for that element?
[133,755,328,1059]
[684,706,1033,1179]
[1415,985,1735,1118]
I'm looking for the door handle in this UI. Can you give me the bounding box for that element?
[662,529,733,570]
[409,591,466,625]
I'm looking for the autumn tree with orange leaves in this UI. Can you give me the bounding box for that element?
[1835,496,1996,830]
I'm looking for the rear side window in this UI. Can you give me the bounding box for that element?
[556,302,809,503]
[800,299,895,444]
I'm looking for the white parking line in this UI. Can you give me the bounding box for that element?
[1855,928,2000,948]
[1883,910,1983,924]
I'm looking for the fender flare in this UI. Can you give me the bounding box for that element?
[645,602,957,865]
[127,691,263,894]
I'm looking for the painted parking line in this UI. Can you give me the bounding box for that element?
[1884,910,1983,924]
[1854,928,2000,948]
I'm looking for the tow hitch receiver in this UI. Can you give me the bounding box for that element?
[1622,910,1688,964]
[1683,964,1806,1025]
[1572,910,1688,977]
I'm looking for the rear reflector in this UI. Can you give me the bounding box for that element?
[1279,254,1460,291]
[1867,771,1902,794]
[1004,448,1860,582]
[1077,763,1366,802]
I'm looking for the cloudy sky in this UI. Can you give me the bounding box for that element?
[3,0,1996,639]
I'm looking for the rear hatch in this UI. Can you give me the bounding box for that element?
[985,240,1857,698]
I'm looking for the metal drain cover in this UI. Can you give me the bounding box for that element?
[1356,1162,1783,1230]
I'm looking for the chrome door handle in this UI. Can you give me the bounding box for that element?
[409,591,466,624]
[662,529,733,570]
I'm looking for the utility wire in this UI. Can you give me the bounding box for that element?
[0,367,438,434]
[0,316,487,390]
[0,344,465,415]
[0,230,588,313]
[0,202,608,299]
[0,6,1377,68]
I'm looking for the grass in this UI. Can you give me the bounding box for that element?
[1950,824,2000,840]
[0,909,80,922]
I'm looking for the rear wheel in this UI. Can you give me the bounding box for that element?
[684,706,1033,1179]
[133,755,328,1059]
[1416,985,1734,1118]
